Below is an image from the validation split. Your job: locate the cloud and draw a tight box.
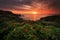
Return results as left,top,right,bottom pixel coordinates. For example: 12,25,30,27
37,0,60,10
49,0,60,10
0,0,32,10
0,0,60,11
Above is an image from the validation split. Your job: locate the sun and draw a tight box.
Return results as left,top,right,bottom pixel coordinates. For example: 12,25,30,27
32,12,37,14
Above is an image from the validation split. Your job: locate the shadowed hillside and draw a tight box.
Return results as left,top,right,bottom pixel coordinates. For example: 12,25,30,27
37,15,60,27
40,15,60,22
0,10,23,22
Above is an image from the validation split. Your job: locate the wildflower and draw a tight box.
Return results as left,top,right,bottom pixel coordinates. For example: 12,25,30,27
24,29,28,33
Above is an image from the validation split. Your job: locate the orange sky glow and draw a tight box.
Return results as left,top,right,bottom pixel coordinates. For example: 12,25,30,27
11,8,59,21
10,2,60,21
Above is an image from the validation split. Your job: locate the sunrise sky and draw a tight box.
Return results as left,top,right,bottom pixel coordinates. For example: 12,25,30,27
0,0,60,21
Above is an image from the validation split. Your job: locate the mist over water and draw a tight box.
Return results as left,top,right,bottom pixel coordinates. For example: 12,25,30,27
21,14,49,21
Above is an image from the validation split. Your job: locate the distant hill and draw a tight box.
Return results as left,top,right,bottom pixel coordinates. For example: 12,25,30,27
0,10,23,22
39,15,60,27
40,15,60,22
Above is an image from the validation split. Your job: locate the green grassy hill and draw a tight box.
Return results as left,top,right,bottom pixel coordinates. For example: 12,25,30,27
0,10,60,40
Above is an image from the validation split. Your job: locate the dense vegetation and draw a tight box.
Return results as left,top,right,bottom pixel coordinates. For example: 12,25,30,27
0,10,60,40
